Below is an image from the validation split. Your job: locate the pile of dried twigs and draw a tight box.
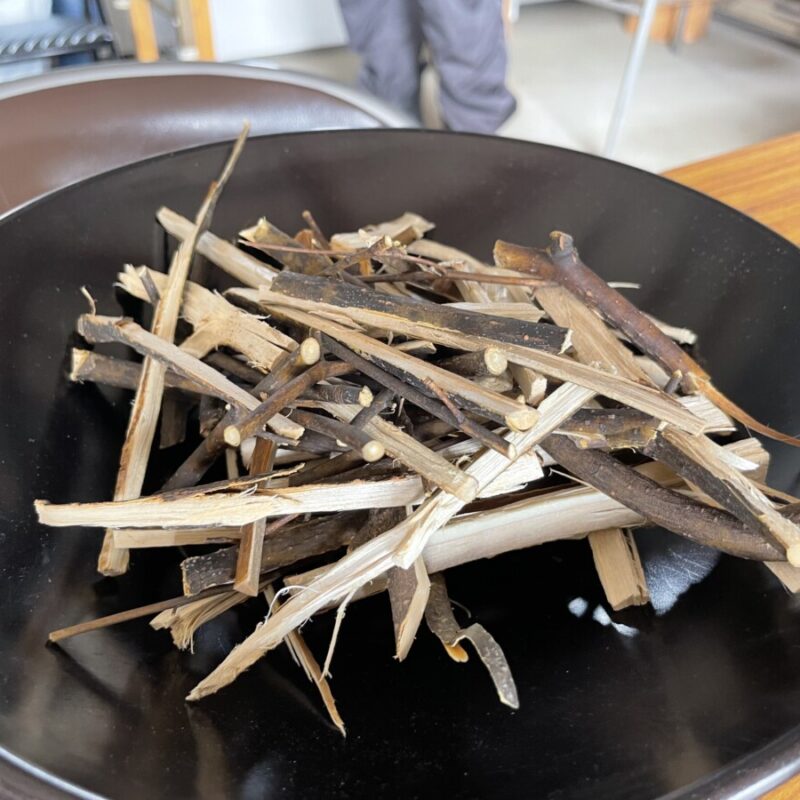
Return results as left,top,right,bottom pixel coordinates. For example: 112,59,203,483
35,128,800,734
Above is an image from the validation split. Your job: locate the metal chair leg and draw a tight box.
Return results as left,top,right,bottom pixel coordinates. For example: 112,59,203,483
603,0,660,158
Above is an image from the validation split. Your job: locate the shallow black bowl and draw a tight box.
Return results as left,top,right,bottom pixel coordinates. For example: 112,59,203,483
1,130,799,800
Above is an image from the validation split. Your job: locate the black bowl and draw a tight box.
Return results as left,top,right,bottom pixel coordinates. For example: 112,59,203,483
1,130,799,800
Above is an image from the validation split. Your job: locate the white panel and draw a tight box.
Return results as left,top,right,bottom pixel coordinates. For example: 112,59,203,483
208,0,349,60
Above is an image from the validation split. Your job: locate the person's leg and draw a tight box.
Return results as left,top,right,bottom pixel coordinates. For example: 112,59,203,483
417,0,516,133
339,0,424,122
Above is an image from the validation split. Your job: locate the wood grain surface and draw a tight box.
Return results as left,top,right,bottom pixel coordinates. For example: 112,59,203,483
664,131,800,246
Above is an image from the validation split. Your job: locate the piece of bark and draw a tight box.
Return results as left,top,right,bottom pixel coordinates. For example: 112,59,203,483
120,265,295,365
424,573,518,709
181,512,365,595
541,434,784,561
388,556,431,661
261,286,705,435
262,301,538,432
268,271,570,354
70,349,202,396
645,426,800,561
240,217,332,275
496,233,800,446
233,438,276,596
588,528,650,610
98,126,249,576
158,207,279,288
330,212,434,251
159,391,192,449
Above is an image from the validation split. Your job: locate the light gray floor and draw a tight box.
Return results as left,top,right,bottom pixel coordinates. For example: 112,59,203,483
274,2,800,173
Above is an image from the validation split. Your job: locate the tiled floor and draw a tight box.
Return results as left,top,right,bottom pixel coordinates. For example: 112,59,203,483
273,2,800,173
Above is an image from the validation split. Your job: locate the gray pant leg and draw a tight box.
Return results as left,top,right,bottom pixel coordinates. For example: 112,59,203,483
417,0,516,133
339,0,424,121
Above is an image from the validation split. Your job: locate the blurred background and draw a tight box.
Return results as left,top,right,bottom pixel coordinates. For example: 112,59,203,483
1,0,798,172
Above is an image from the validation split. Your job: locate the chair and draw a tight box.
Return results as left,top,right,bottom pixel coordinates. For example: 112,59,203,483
0,61,414,216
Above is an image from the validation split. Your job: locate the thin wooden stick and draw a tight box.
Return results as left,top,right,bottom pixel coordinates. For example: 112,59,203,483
264,585,346,736
291,409,385,463
222,360,353,448
233,437,276,596
268,271,569,354
48,584,233,642
97,124,249,576
77,315,301,441
157,206,278,288
70,349,201,396
541,434,784,561
496,232,800,446
262,302,538,432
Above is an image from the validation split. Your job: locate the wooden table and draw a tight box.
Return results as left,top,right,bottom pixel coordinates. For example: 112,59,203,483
666,131,800,797
664,131,800,247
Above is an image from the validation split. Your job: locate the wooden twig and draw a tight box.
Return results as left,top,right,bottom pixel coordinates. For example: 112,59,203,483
222,360,352,448
264,585,346,736
48,584,233,642
496,232,800,446
268,271,570,354
541,434,784,561
77,315,301,440
97,124,249,576
70,349,201,396
301,210,331,250
437,348,507,378
291,409,385,463
233,437,276,596
588,528,649,610
158,206,278,287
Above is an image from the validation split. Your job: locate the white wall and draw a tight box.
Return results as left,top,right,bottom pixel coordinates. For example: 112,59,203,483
208,0,349,60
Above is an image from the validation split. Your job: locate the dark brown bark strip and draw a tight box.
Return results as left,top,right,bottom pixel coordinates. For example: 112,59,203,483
541,434,785,561
495,232,800,447
181,512,366,596
269,271,569,354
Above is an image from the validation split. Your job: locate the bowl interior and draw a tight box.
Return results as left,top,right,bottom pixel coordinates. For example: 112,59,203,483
1,130,800,800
